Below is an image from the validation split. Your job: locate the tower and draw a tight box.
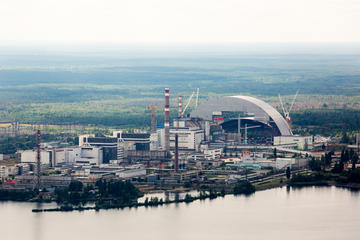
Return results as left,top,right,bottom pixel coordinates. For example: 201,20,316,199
164,88,170,151
35,130,41,189
178,94,182,117
174,133,179,173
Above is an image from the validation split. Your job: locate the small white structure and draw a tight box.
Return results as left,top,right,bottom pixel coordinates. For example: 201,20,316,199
275,158,295,169
203,148,223,160
150,132,161,150
0,165,17,177
116,167,146,179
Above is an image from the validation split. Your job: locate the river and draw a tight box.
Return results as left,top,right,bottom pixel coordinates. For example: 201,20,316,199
1,186,360,240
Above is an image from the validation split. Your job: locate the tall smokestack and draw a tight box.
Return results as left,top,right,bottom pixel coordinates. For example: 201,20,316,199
164,88,170,151
36,130,41,189
174,133,179,173
178,94,182,117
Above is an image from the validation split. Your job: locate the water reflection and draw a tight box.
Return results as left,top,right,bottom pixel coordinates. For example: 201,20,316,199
1,186,360,240
33,202,43,240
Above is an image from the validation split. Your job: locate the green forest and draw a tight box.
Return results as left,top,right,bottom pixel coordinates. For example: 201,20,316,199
0,54,359,135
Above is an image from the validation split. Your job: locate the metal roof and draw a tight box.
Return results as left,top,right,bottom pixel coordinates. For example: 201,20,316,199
190,95,292,136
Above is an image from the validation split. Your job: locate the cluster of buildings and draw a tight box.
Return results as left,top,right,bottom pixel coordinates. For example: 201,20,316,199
1,89,329,189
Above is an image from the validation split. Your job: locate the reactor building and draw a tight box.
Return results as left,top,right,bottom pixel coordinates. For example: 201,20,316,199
190,95,292,137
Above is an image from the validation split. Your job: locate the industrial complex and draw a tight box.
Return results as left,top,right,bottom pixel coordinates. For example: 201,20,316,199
0,88,333,191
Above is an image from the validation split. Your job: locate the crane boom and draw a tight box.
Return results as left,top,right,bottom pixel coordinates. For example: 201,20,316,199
278,94,288,118
182,92,194,116
288,90,299,115
195,88,199,108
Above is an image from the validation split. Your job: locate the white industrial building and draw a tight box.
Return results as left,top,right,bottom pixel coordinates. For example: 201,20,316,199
0,163,31,178
116,167,146,179
274,158,296,169
274,135,313,149
157,119,205,151
0,165,17,177
20,150,52,165
113,131,151,151
73,146,103,165
150,132,161,150
21,146,103,166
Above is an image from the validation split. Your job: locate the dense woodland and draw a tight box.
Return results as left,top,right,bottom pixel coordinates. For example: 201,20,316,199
292,109,360,137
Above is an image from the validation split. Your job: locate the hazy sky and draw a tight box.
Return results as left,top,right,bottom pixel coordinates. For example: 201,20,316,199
1,0,360,45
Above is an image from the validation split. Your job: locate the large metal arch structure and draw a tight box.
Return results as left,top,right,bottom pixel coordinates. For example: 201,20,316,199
190,96,292,136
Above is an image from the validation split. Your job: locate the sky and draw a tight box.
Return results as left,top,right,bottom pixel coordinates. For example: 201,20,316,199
0,0,359,46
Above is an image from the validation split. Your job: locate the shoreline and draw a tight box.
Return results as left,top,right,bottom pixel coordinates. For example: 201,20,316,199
31,181,360,213
1,177,358,213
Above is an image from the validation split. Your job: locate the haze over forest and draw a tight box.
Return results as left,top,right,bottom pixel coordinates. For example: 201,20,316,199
0,43,359,129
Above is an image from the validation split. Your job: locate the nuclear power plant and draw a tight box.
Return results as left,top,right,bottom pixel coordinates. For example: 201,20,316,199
4,87,323,190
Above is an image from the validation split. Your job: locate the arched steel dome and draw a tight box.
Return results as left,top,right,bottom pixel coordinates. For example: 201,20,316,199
190,96,292,136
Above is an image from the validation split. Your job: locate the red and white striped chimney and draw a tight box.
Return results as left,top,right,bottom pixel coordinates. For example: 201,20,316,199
164,88,170,151
178,94,182,117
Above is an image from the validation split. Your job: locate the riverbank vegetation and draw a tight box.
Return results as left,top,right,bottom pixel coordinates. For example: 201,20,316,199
53,179,142,207
289,148,360,187
0,189,37,201
32,180,256,212
233,181,256,195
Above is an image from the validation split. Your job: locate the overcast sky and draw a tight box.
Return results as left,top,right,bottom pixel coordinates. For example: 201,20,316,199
0,0,360,45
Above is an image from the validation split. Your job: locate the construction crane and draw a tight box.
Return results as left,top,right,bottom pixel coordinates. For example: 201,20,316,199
278,90,299,126
147,102,164,131
179,88,201,117
195,88,199,108
181,91,195,117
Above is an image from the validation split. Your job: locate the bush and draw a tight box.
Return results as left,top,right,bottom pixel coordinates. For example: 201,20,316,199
183,181,192,188
289,173,328,186
309,158,323,171
68,180,83,192
348,168,360,183
233,181,255,195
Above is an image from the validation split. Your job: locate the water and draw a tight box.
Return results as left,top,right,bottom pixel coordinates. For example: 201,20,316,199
1,186,360,240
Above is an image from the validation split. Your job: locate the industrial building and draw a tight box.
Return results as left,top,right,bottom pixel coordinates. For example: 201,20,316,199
190,95,293,137
155,118,205,152
274,135,313,149
113,131,151,151
21,145,103,166
6,89,319,192
79,134,118,163
16,175,72,189
0,154,9,161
